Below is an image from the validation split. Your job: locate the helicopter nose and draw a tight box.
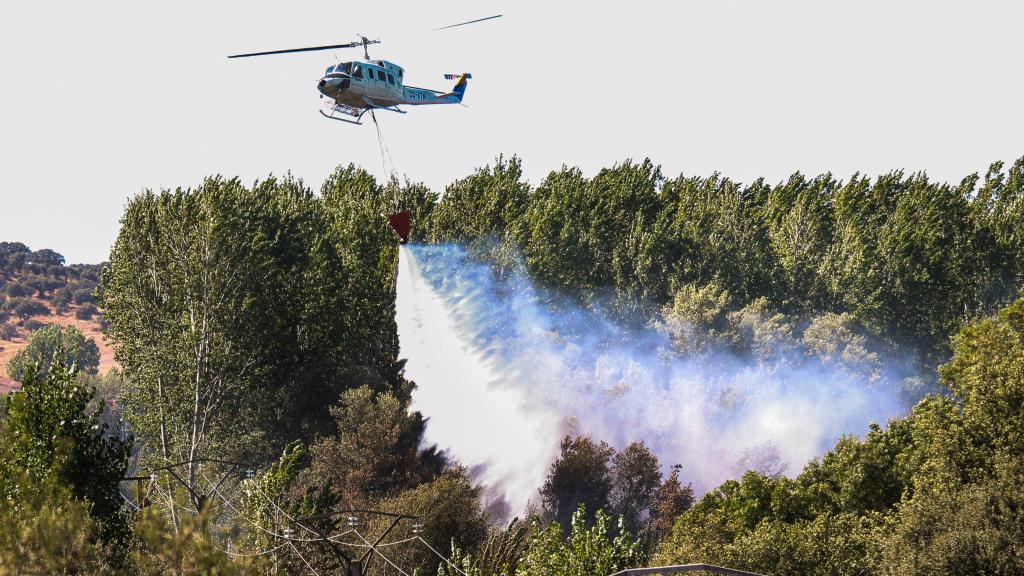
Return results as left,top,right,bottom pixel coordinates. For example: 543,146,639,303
317,77,350,97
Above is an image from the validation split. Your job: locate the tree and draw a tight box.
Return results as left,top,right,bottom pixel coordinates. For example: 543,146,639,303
52,286,72,313
0,480,111,575
6,324,100,381
8,297,48,319
0,323,17,340
27,249,65,267
764,173,835,311
802,312,881,384
303,386,443,505
72,288,95,305
541,435,615,529
100,175,364,481
377,468,489,575
647,465,694,543
660,280,731,355
4,282,32,298
429,155,530,246
609,441,662,535
0,361,132,547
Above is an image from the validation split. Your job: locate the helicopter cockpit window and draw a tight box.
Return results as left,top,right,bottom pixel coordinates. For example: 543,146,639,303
336,62,351,74
353,65,363,79
325,65,335,75
387,74,395,85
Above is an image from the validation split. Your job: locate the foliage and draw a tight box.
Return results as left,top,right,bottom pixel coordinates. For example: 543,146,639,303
8,297,48,319
429,155,530,248
5,282,33,298
99,174,394,474
541,435,615,529
0,360,132,565
303,386,443,506
22,318,47,332
375,468,489,575
52,286,73,312
6,324,100,381
130,506,254,576
5,155,1021,573
516,506,640,576
655,297,1024,575
646,465,694,543
73,287,96,305
0,479,113,575
76,301,98,320
609,441,663,535
0,322,17,340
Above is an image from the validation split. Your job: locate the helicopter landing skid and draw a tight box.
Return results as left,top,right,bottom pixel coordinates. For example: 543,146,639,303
320,102,368,124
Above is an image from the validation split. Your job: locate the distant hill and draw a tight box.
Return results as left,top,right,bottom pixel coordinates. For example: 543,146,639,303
0,242,115,378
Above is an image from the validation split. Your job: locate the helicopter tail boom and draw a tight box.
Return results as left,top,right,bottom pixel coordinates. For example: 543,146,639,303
442,73,472,102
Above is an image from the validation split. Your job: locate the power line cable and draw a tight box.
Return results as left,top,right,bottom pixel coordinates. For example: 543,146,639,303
327,535,419,548
287,540,322,576
242,475,323,538
353,529,413,576
203,473,327,543
417,536,470,576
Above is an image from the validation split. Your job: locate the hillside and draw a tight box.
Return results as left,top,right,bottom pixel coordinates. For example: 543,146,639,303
0,242,114,378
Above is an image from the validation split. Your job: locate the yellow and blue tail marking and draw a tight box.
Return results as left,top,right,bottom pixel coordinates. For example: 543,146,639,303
443,73,471,102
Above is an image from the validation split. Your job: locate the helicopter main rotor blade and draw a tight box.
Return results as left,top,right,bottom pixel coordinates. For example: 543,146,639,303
432,14,502,31
228,40,380,58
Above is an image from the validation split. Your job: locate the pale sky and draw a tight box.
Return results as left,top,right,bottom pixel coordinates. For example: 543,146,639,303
2,0,1022,263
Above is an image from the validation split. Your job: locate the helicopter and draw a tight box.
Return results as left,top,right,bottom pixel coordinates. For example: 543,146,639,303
228,15,500,125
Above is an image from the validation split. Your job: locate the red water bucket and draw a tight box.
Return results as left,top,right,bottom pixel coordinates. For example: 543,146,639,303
388,210,411,244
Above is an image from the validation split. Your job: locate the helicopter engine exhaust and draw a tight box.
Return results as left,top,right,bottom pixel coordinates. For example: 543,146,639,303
388,210,412,244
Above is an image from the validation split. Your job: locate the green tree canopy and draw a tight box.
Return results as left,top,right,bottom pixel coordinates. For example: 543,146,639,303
6,324,99,381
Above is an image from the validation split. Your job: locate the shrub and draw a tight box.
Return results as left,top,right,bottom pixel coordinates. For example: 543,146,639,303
13,299,49,319
23,319,47,332
53,287,73,312
72,289,95,305
79,268,100,283
5,283,33,298
75,302,98,320
0,323,18,340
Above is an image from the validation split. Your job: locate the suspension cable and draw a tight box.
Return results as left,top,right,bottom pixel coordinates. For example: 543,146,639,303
371,109,399,182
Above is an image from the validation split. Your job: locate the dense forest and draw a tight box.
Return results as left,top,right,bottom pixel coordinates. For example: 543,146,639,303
1,156,1023,574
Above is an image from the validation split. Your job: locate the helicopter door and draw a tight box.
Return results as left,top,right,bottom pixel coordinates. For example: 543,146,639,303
368,68,387,96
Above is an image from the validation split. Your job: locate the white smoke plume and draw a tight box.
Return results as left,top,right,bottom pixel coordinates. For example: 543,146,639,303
396,244,909,513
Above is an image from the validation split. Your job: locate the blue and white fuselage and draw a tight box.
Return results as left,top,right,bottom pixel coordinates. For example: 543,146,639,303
317,59,468,121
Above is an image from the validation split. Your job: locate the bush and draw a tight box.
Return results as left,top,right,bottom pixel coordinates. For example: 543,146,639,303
23,319,47,332
0,323,18,340
75,302,98,320
79,268,100,283
72,289,95,305
13,299,49,319
5,283,33,298
52,287,72,312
